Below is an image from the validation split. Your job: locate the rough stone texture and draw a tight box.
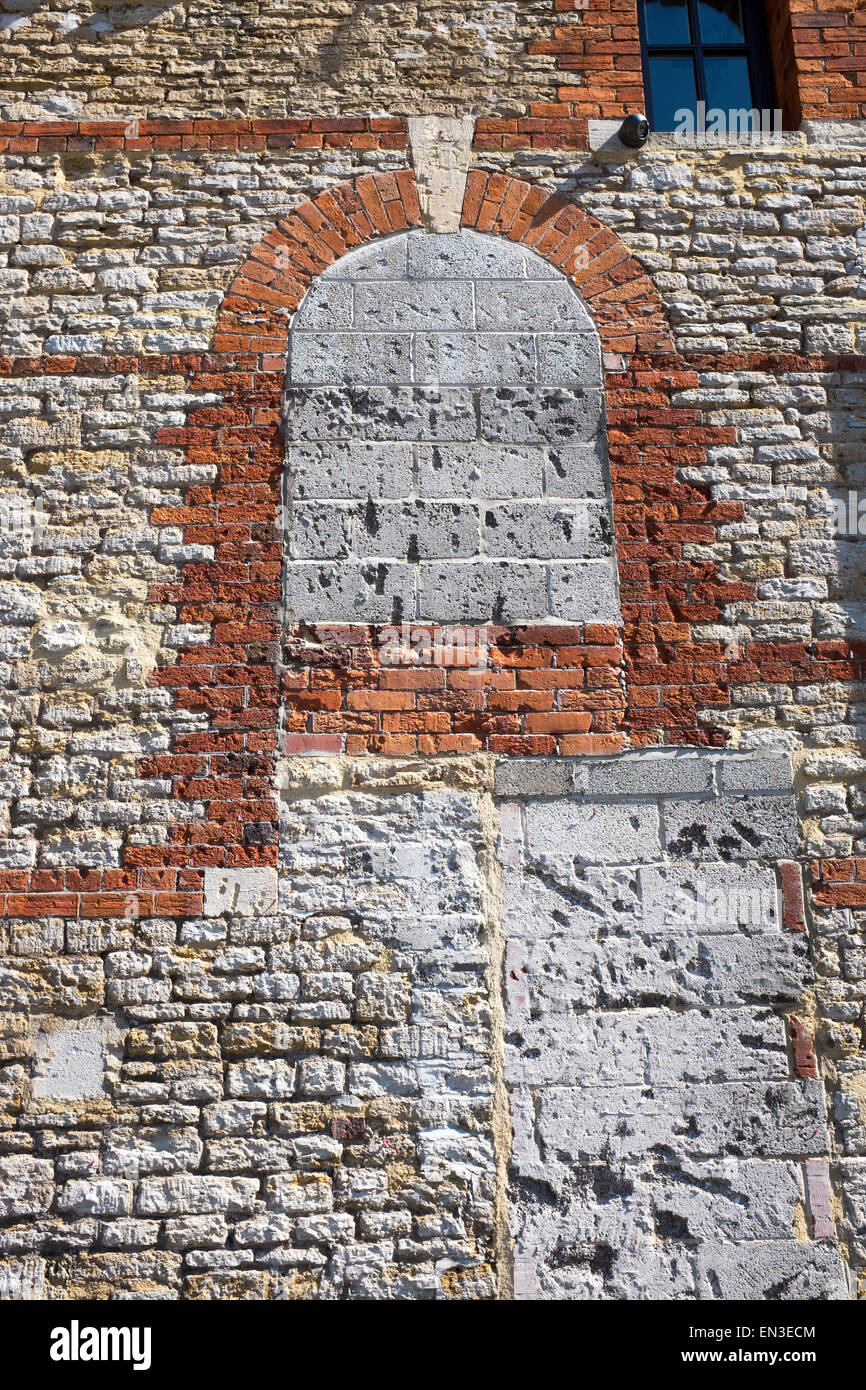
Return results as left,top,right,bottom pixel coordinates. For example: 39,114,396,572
283,228,617,624
0,2,865,1303
0,3,574,121
407,117,475,234
500,754,850,1300
0,759,502,1300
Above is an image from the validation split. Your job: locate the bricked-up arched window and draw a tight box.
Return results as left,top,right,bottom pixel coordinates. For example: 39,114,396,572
638,0,777,132
282,229,621,629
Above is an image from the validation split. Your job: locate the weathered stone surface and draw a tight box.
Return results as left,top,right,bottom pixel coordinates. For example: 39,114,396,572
203,869,278,919
523,799,663,866
662,796,799,861
30,1016,121,1101
531,1081,830,1163
285,229,618,625
504,777,836,1300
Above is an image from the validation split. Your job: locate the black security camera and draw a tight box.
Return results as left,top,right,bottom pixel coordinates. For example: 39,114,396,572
619,113,650,148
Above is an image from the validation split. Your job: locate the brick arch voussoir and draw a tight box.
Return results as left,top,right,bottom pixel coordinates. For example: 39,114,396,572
461,169,675,360
212,170,422,356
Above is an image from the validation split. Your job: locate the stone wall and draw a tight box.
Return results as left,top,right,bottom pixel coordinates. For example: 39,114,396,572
499,751,846,1300
0,1,571,121
284,227,616,626
1,0,866,1302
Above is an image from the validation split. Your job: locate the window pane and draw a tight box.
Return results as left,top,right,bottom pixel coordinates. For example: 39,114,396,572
698,0,746,45
644,0,691,46
704,54,755,122
648,55,698,130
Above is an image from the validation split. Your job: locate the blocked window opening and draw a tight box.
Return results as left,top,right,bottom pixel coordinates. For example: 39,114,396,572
282,229,621,628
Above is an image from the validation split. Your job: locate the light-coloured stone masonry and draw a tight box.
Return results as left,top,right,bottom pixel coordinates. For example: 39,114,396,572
0,138,864,357
1,752,860,1299
498,753,848,1299
0,123,866,1299
0,2,570,122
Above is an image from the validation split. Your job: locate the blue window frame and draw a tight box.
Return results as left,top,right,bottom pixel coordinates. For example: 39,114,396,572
638,0,777,133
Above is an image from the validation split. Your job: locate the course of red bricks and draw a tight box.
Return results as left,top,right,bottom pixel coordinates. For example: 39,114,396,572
0,117,408,154
282,623,627,758
812,856,866,907
0,869,204,922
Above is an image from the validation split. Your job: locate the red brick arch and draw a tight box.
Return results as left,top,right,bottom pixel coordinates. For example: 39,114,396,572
460,170,673,356
212,169,423,356
211,166,674,360
135,166,861,881
132,167,682,872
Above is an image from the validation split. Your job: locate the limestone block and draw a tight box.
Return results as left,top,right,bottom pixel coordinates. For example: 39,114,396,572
30,1016,122,1102
202,868,278,918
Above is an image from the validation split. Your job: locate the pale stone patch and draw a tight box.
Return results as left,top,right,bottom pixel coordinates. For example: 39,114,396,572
407,116,474,233
30,1015,122,1102
203,867,279,917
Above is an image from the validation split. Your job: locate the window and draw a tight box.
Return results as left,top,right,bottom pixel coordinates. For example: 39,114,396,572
638,0,777,134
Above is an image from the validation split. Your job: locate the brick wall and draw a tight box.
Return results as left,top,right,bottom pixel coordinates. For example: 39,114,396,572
788,0,866,122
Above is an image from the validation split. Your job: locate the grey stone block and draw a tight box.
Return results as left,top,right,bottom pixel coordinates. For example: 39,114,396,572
639,863,781,934
694,1240,848,1300
416,560,548,623
577,752,716,799
537,332,603,385
135,1177,259,1217
356,500,480,560
292,281,353,331
289,333,413,385
203,867,278,917
323,236,408,279
526,1237,698,1302
717,752,794,795
649,1159,803,1243
284,560,415,623
494,759,577,798
502,863,642,940
534,1080,830,1162
56,1179,133,1218
288,442,413,501
226,1059,296,1100
480,386,603,445
354,280,474,329
662,795,799,861
406,230,538,280
284,386,477,442
548,560,621,623
476,279,593,330
514,1159,803,1256
507,1007,788,1087
518,931,809,1012
288,503,352,560
543,443,608,499
524,799,662,866
414,332,536,385
416,442,545,499
483,501,609,559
